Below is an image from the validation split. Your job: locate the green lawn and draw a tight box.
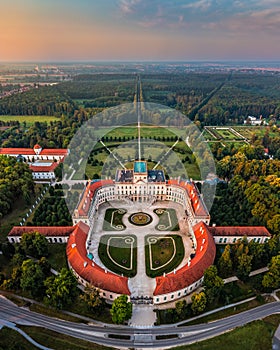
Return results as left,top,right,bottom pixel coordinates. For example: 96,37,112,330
83,127,201,180
154,208,180,231
214,128,241,140
174,314,280,350
149,237,176,268
98,234,137,277
102,208,127,231
185,298,264,326
20,326,114,350
145,234,184,278
0,115,60,125
93,125,185,139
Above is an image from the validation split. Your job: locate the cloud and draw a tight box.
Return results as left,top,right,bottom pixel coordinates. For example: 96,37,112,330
119,0,142,14
182,0,212,11
116,0,280,37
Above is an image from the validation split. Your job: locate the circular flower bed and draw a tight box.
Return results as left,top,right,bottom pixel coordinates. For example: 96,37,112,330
129,212,152,226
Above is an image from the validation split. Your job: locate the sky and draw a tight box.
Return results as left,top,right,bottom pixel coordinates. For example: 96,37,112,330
1,0,280,61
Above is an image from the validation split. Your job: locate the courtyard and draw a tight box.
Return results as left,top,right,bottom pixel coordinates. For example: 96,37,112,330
87,200,194,299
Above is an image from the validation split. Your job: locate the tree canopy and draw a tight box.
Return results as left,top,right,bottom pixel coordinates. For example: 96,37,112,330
44,268,78,309
262,255,280,290
19,231,49,258
110,295,132,324
0,156,34,219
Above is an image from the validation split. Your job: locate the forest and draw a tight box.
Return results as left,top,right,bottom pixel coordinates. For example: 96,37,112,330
0,85,75,116
210,145,280,231
0,156,34,220
0,71,279,126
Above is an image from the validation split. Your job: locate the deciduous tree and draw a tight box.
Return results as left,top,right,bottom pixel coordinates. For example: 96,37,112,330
110,295,132,324
44,268,78,309
191,292,207,315
262,255,280,289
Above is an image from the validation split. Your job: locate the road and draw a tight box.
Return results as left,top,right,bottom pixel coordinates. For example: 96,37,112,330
0,296,280,349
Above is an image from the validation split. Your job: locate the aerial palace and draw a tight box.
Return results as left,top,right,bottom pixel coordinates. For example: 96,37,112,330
8,159,271,305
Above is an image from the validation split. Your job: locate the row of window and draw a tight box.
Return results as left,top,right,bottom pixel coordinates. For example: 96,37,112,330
155,280,202,302
218,237,268,244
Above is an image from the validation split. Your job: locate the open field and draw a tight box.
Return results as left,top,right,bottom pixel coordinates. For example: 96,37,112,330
0,115,60,125
92,125,187,139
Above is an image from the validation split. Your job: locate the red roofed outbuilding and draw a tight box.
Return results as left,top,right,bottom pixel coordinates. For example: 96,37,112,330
209,226,271,244
8,226,74,243
0,146,68,182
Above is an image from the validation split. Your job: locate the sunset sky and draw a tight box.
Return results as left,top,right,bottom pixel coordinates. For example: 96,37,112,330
1,0,280,61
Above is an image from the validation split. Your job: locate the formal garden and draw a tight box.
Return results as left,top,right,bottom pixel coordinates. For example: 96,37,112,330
154,208,180,231
98,234,137,277
145,235,184,277
102,208,127,231
128,212,153,226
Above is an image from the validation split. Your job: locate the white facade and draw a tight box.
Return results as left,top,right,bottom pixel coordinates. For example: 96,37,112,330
73,180,210,226
8,235,68,244
213,235,270,245
32,171,56,181
153,277,204,304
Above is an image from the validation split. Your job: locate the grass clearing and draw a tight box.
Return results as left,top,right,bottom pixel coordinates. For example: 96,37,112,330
0,115,60,125
83,127,201,180
30,297,113,324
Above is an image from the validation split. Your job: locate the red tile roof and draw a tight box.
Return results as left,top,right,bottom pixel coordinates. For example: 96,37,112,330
154,221,216,296
40,149,68,156
8,226,74,237
167,179,209,217
29,162,59,173
0,148,36,155
0,147,68,156
77,179,114,216
34,144,42,149
209,226,271,237
66,222,130,295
